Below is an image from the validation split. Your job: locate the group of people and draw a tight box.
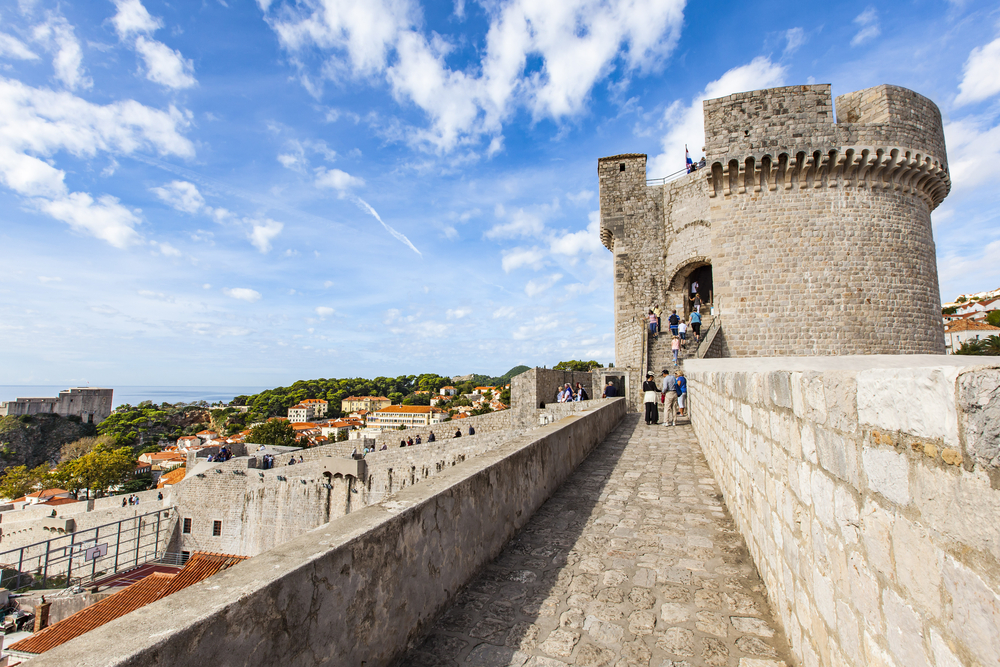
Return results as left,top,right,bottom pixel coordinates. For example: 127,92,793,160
206,446,233,463
641,369,688,426
556,382,589,403
259,454,277,469
121,494,141,507
399,434,425,447
648,307,703,345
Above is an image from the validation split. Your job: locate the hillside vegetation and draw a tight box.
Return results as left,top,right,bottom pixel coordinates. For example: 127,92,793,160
0,414,96,472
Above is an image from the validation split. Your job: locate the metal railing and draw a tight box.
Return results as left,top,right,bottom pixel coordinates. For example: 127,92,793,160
646,167,697,187
0,508,176,592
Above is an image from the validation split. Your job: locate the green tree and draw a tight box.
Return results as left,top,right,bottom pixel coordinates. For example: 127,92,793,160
955,339,986,355
247,420,297,447
0,464,51,500
59,435,115,462
59,446,136,497
553,360,602,372
499,387,511,405
987,311,1000,327
336,430,349,442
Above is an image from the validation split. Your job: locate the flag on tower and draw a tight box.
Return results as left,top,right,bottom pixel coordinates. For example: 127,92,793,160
685,145,693,172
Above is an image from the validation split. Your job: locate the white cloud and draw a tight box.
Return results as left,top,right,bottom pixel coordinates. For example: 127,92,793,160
525,272,561,296
784,27,805,56
38,192,141,248
0,77,193,246
944,114,1000,193
851,7,880,47
315,167,364,191
447,307,471,319
224,287,262,302
315,306,335,317
263,0,686,152
151,180,205,214
323,280,334,288
32,14,90,90
955,36,1000,106
111,0,163,38
512,314,559,339
247,218,284,252
155,241,182,256
486,207,545,239
566,189,593,204
0,33,38,60
135,36,197,89
37,276,61,283
112,0,197,89
202,283,212,289
648,56,786,177
501,246,546,272
492,305,516,319
550,213,602,258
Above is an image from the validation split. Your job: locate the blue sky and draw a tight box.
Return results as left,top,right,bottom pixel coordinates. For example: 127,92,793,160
0,0,998,387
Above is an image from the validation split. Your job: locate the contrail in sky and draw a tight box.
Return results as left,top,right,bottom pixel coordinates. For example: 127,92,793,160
349,195,422,256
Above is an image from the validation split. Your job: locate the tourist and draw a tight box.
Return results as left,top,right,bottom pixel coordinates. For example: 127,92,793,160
677,372,687,417
672,335,681,366
428,431,436,442
380,444,387,451
679,319,688,347
415,434,422,445
454,429,462,438
652,303,662,334
157,492,163,501
298,455,304,463
400,439,406,447
468,425,475,435
661,369,678,426
690,310,702,343
407,437,414,447
602,380,618,398
691,280,699,300
648,309,658,339
642,373,660,425
575,382,589,401
134,495,139,506
668,310,680,336
122,497,127,507
690,291,702,314
288,457,296,465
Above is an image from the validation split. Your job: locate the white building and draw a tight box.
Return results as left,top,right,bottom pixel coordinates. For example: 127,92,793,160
944,319,1000,353
366,405,447,428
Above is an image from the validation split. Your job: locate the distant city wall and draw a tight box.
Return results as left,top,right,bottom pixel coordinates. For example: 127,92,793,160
510,367,602,426
685,355,1000,667
29,398,627,667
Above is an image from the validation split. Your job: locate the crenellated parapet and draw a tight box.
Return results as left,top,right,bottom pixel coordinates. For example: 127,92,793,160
706,145,950,209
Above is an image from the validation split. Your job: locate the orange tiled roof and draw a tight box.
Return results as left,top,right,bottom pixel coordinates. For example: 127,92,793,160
156,466,187,488
300,398,327,404
25,489,70,499
9,552,246,655
945,320,1000,333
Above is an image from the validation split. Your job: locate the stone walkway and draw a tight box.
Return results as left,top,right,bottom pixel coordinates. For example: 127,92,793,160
401,414,791,667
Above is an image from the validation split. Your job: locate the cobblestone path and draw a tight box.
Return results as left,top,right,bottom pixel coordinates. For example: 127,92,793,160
402,414,791,667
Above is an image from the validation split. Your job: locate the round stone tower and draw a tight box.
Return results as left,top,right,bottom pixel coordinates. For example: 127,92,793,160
703,84,949,356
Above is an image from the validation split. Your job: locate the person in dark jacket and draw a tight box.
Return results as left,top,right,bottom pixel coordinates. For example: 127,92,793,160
642,373,660,425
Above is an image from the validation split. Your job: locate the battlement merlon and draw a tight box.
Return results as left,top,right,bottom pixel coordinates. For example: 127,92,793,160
703,84,948,170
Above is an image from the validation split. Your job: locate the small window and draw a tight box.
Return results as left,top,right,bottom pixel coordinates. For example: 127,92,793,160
213,520,222,536
181,550,190,563
619,162,626,172
183,518,192,534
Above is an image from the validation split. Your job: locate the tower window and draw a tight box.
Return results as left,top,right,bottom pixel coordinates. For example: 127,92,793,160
183,518,192,533
619,163,626,172
213,520,222,536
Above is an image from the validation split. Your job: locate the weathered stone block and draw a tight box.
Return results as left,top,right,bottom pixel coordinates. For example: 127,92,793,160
943,555,1000,667
862,446,910,506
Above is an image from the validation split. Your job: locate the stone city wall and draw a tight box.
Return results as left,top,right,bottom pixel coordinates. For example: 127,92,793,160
685,355,1000,667
29,399,628,667
511,367,603,427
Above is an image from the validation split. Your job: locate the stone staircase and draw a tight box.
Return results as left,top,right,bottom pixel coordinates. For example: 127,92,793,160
646,313,714,374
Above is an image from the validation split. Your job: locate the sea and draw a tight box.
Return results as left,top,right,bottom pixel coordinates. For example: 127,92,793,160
0,386,271,409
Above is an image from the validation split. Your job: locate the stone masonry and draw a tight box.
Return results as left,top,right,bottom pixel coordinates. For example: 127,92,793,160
403,415,792,667
600,84,950,407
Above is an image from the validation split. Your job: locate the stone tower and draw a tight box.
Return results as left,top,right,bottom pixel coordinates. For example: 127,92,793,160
600,83,949,374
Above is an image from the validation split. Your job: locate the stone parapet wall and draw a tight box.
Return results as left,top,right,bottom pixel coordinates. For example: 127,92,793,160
511,367,602,427
29,399,628,667
685,355,1000,667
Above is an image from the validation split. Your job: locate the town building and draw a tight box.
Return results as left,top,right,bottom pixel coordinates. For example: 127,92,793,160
0,387,113,423
944,319,1000,353
365,405,447,429
341,396,392,413
439,386,457,396
300,399,328,417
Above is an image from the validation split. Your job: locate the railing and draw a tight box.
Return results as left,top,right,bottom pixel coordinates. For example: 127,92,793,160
646,167,698,187
0,508,176,592
697,317,722,359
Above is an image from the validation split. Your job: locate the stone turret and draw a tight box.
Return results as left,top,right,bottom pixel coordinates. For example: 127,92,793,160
600,83,949,379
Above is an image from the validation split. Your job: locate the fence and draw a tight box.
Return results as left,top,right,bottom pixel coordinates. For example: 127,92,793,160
0,508,176,591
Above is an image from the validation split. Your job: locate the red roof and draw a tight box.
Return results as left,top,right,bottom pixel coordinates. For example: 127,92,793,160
945,320,1000,333
156,466,187,488
25,488,70,499
9,552,246,655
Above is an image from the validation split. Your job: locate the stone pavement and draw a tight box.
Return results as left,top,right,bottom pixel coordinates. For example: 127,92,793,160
401,414,791,667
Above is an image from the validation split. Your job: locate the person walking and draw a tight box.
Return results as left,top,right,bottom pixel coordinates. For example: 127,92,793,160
676,371,687,417
642,373,660,425
652,304,662,334
690,309,702,343
575,382,589,401
678,319,687,348
661,369,678,426
648,309,658,339
602,380,618,398
668,310,680,336
690,291,702,315
671,335,681,366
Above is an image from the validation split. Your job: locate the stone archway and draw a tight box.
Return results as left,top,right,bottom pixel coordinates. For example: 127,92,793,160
668,258,713,316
